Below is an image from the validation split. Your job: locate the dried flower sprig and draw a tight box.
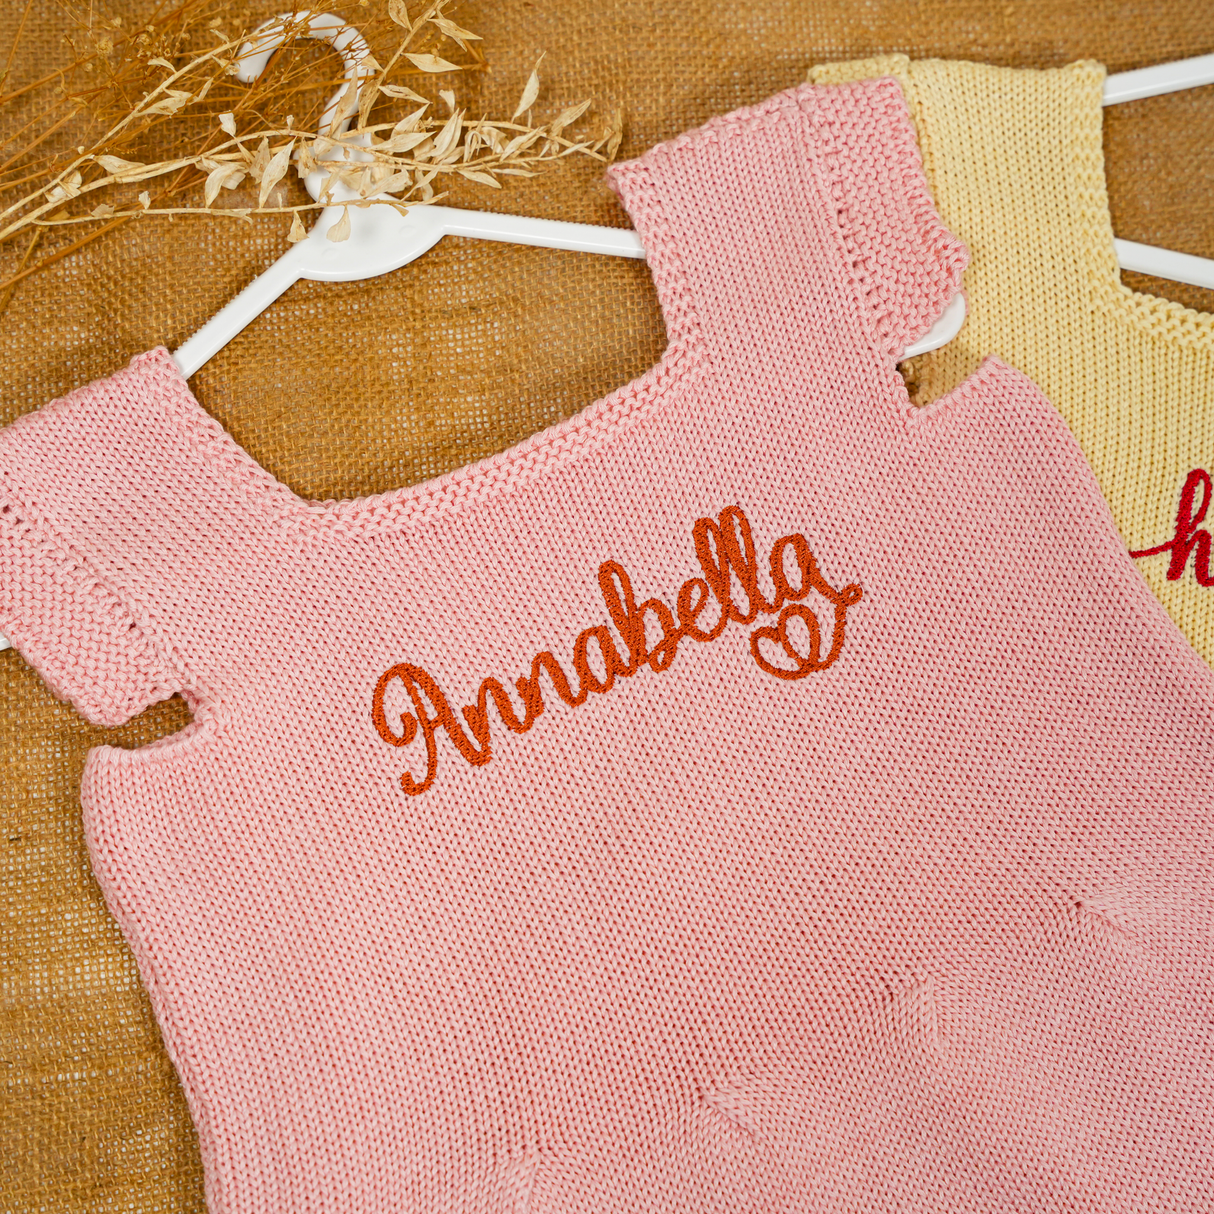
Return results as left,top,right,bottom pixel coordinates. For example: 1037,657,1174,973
0,1,623,298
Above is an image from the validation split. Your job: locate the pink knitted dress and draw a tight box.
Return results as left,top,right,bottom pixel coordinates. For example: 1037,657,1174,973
2,79,1213,1212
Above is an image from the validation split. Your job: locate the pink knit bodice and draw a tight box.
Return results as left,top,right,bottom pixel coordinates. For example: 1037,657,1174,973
3,79,1214,1212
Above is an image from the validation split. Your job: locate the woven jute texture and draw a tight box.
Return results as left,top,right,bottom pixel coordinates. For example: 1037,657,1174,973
2,2,1212,1210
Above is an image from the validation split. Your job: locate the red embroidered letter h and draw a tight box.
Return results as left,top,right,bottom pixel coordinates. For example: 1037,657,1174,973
1131,467,1214,586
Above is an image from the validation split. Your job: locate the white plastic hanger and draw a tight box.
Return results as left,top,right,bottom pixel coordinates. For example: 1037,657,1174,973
170,11,966,379
1102,53,1214,290
3,44,1213,656
171,29,1214,379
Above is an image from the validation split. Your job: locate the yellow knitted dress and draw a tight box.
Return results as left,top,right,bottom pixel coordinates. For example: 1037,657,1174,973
809,56,1214,665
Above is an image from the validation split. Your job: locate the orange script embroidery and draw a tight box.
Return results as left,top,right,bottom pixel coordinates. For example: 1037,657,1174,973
372,505,864,795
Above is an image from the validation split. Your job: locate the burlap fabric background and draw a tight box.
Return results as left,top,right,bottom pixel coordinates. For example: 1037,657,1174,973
2,1,1212,1209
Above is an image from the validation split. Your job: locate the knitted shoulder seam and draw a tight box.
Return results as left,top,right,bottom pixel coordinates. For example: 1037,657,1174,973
603,154,706,357
1066,60,1137,325
0,468,183,715
809,78,966,359
808,86,893,356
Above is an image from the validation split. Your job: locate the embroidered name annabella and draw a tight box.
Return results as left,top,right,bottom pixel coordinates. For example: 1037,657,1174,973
372,505,863,795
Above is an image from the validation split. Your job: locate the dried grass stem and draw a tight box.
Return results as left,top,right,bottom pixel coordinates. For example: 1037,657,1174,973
0,0,624,301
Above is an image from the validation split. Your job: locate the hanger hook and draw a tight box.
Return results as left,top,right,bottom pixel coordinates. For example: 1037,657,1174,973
235,12,380,202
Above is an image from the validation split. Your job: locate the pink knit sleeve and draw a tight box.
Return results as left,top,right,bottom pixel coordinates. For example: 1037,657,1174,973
0,353,189,726
606,76,967,364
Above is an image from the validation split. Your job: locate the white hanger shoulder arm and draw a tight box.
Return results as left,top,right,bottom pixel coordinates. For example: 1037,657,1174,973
1102,54,1214,106
1114,238,1214,292
1102,55,1214,286
171,204,645,379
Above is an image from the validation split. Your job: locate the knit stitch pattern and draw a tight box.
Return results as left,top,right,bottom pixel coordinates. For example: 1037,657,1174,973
2,78,1213,1212
809,55,1214,670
